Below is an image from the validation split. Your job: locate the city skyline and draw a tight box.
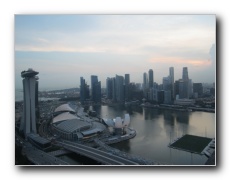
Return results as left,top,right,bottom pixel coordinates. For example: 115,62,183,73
15,15,216,90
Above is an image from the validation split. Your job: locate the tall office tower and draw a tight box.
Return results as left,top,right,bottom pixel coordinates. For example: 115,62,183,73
163,76,171,91
193,83,203,98
157,90,165,104
181,67,189,98
112,77,116,101
125,74,130,85
91,75,101,103
115,75,125,102
162,76,172,104
106,78,113,99
20,68,39,137
95,81,101,103
178,79,186,99
125,74,130,101
80,77,85,102
174,80,180,99
169,67,174,100
188,79,193,98
182,67,189,81
148,69,154,88
80,77,90,103
152,82,158,102
164,91,172,104
143,72,148,90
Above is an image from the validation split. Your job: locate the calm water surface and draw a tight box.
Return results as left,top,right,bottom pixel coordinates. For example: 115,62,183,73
89,105,215,165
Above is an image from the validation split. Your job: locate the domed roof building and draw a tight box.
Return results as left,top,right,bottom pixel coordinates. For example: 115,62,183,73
51,104,106,141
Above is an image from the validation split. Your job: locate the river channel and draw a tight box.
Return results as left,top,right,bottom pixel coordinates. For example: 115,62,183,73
87,104,215,165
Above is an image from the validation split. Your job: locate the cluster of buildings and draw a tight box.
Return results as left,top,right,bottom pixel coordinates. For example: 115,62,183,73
80,76,101,104
142,67,213,106
80,67,214,106
18,68,133,144
143,67,193,105
80,74,143,104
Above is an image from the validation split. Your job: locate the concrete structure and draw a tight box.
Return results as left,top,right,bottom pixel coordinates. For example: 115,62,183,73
193,83,203,98
169,67,174,100
112,77,116,102
182,67,189,81
125,74,130,101
143,72,148,98
80,77,90,103
115,75,125,102
164,90,172,104
152,82,158,102
180,67,192,99
143,72,148,90
157,90,165,104
148,69,154,88
56,140,138,165
91,75,101,103
20,68,39,137
106,77,113,99
51,104,106,140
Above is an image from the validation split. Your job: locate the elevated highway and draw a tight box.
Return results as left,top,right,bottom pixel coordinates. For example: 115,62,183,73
22,142,69,165
56,140,139,165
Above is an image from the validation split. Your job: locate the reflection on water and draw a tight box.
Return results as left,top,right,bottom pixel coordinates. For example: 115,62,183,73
90,105,215,165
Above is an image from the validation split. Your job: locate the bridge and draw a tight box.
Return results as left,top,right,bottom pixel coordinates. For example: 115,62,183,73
56,140,139,165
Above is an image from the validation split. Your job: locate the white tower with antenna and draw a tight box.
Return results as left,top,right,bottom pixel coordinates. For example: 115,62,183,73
20,68,39,137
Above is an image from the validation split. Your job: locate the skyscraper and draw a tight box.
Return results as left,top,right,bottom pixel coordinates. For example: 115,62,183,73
143,72,148,90
106,77,113,99
125,74,130,101
163,76,171,91
91,75,101,103
169,67,174,100
115,75,125,102
193,83,203,97
148,69,154,88
80,77,90,103
112,77,116,101
181,67,190,98
125,74,130,86
182,67,189,81
20,68,39,137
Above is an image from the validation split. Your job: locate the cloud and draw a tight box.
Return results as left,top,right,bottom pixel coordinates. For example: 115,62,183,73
209,43,216,62
15,15,215,56
148,56,212,67
15,15,216,89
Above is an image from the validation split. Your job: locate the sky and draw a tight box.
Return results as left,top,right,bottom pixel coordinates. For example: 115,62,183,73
15,15,216,90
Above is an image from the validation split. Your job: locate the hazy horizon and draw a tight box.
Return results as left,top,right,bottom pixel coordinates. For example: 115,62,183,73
15,15,216,90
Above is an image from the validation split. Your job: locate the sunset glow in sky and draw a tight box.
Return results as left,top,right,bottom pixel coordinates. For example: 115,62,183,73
15,15,216,90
